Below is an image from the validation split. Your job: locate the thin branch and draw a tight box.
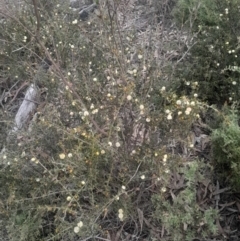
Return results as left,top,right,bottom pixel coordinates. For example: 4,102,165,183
32,0,40,38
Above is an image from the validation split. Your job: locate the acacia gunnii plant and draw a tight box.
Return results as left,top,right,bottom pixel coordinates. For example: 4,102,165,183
0,0,221,240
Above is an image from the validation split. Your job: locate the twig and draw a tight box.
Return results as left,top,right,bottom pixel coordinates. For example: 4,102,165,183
8,81,29,106
127,161,142,185
31,0,40,38
176,41,197,64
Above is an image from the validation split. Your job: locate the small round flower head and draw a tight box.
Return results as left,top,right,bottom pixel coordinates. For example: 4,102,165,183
176,100,182,105
115,142,121,147
74,226,80,233
139,104,144,110
190,101,195,106
23,36,27,42
161,187,166,192
118,208,124,220
83,111,89,116
77,221,83,227
185,107,192,115
59,153,66,159
146,117,151,122
118,208,123,214
178,111,182,116
141,175,145,180
163,154,167,162
121,185,126,190
92,109,98,114
72,19,78,24
131,150,136,155
167,114,172,120
127,95,132,100
66,196,71,201
165,109,170,114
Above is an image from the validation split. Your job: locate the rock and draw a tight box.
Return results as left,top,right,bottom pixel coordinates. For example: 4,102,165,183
70,0,93,9
79,3,97,21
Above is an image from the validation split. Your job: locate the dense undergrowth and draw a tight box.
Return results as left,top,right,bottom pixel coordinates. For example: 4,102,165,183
0,0,240,240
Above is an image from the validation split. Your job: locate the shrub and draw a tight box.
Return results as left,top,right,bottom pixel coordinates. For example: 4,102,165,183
211,109,240,191
172,0,240,105
152,160,218,241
